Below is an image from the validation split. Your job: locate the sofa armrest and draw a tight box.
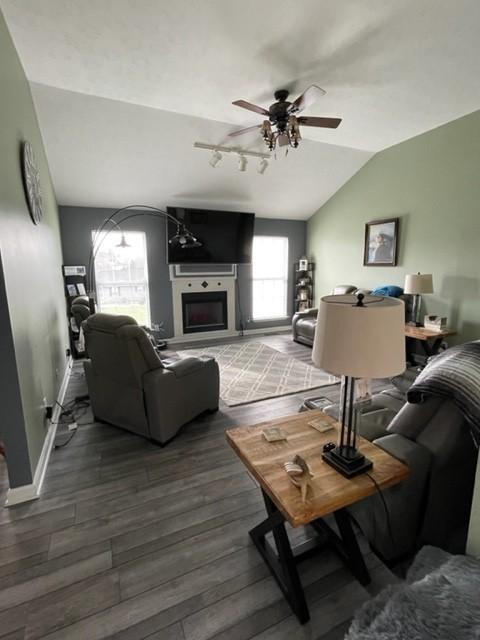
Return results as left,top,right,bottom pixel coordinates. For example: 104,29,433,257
348,433,432,559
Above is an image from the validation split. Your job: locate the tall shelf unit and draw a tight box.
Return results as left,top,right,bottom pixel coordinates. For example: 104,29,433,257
62,265,88,358
294,259,314,312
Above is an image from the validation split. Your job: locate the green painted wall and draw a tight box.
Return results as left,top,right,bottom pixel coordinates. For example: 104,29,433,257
0,12,68,486
307,110,480,344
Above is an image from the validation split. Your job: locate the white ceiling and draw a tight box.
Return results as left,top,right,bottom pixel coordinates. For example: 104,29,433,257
2,0,480,217
28,83,372,219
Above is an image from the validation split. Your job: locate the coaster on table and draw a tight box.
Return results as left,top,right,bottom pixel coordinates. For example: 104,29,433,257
263,427,287,442
308,417,334,433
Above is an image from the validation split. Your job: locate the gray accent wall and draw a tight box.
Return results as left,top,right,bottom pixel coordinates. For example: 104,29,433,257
0,12,69,488
59,207,306,337
237,218,307,331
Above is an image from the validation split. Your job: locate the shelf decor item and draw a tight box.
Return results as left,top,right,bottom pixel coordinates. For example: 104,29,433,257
294,257,314,312
364,218,399,266
312,293,405,477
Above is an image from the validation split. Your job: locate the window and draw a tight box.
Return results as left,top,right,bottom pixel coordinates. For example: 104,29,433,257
252,236,289,320
92,230,151,326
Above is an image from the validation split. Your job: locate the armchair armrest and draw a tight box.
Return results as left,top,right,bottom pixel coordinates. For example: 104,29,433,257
295,307,318,318
292,308,318,329
164,356,209,378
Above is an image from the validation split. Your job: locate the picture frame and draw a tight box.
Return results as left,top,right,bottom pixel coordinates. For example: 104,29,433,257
66,284,78,296
363,217,399,266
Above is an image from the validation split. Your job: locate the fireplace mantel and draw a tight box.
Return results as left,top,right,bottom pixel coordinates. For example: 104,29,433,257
169,266,237,341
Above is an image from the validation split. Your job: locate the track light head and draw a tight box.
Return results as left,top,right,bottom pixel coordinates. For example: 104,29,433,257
238,154,248,172
209,149,222,168
257,158,269,175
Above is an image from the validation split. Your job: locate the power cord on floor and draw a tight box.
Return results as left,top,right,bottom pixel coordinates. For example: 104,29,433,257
365,472,395,548
53,395,91,449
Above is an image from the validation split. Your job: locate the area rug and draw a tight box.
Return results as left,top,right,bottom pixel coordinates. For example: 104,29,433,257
177,341,338,406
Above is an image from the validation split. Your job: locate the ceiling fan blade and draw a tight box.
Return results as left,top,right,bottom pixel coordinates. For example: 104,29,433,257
289,85,326,114
297,116,342,129
232,100,269,116
228,124,263,137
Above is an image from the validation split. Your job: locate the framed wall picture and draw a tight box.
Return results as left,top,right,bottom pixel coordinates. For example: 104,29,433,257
363,217,399,266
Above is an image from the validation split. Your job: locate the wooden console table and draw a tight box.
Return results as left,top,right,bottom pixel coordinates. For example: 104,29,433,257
226,410,409,624
404,325,456,357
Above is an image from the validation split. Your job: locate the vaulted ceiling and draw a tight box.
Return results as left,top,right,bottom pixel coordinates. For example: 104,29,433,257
2,0,480,219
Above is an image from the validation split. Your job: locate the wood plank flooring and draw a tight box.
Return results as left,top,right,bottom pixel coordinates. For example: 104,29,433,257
0,334,398,639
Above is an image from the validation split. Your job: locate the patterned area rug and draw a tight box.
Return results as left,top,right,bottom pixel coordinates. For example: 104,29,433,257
178,341,338,406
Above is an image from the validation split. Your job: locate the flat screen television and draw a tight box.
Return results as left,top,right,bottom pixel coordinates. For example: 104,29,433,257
166,207,255,264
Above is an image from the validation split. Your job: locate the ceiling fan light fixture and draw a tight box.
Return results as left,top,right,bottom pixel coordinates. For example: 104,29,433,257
230,85,340,152
238,154,248,172
257,158,268,175
209,149,222,168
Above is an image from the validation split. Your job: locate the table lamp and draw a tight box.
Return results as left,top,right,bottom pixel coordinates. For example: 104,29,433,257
312,293,405,477
404,273,433,326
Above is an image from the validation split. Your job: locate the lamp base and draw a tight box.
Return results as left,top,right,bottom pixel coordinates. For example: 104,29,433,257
322,445,373,478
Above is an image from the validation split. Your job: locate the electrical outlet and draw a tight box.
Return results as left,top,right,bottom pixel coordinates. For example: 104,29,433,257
68,422,78,431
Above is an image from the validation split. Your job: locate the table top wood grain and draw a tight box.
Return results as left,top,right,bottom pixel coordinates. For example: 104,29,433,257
226,409,409,527
404,325,456,340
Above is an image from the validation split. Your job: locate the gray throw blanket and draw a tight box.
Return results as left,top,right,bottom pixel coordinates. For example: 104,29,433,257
346,546,480,640
407,341,480,438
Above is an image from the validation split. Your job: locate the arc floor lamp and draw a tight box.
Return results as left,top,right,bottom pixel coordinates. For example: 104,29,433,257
87,205,200,313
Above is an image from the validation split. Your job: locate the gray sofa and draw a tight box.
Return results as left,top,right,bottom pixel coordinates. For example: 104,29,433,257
349,395,478,561
292,284,413,347
83,313,219,445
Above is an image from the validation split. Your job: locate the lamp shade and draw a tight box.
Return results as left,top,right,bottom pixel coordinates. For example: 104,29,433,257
312,295,406,378
404,273,433,294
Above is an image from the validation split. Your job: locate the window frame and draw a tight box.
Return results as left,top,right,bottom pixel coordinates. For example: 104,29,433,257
251,235,289,321
92,229,151,326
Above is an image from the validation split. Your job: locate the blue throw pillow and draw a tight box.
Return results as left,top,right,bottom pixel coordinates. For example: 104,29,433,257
371,285,404,298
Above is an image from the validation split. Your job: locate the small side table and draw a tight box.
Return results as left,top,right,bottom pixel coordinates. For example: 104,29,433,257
404,325,456,358
226,410,409,624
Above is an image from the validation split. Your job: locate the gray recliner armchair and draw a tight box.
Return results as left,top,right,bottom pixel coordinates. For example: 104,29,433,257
83,313,219,445
292,285,413,347
71,295,91,330
292,285,357,346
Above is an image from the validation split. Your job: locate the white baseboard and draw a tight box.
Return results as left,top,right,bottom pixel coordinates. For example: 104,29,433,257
243,325,291,336
5,356,73,507
167,325,291,345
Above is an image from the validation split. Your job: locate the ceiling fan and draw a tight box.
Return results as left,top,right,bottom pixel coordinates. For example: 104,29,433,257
229,85,341,151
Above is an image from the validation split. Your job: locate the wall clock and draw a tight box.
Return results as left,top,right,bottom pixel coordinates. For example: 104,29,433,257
21,141,43,225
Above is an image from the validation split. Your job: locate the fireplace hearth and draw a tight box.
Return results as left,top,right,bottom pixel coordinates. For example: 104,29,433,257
182,291,228,334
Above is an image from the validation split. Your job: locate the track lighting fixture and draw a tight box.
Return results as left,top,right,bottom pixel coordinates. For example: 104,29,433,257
209,149,222,168
194,143,272,172
257,158,269,175
238,154,248,172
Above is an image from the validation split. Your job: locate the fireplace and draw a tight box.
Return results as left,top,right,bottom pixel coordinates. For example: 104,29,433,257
182,291,228,334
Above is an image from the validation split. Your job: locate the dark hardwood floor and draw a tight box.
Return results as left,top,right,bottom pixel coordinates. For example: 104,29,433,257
0,333,397,640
